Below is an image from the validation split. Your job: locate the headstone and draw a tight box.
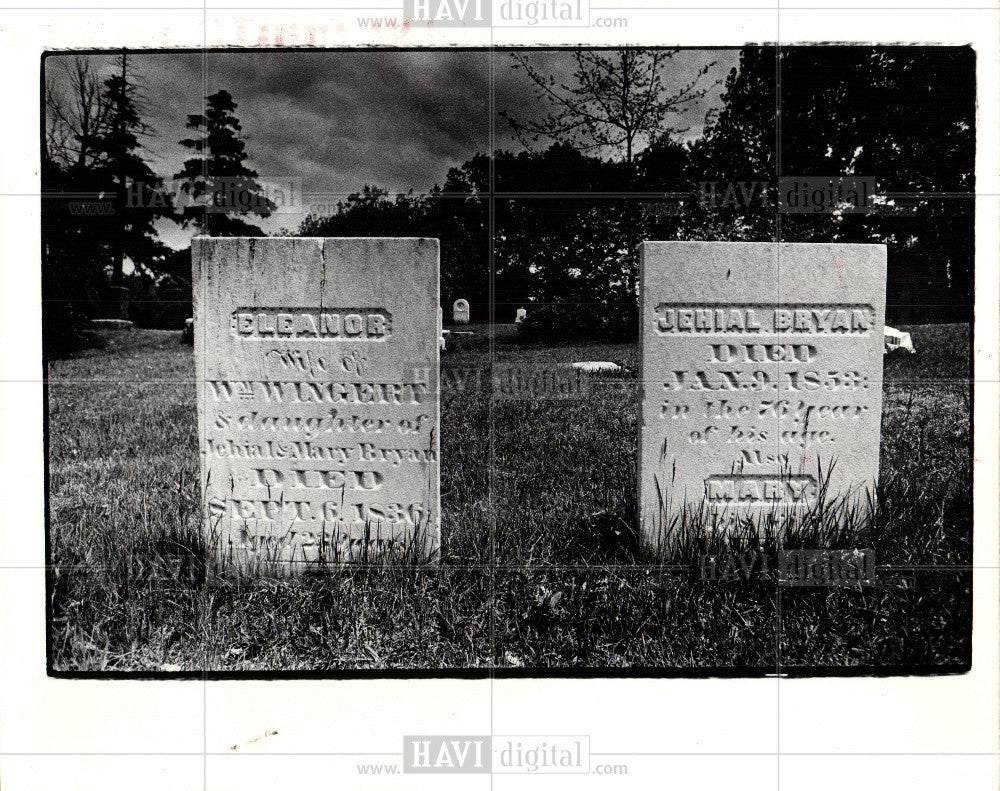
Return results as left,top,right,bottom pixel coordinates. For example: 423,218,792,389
883,325,915,354
193,237,440,573
514,307,527,325
453,298,470,324
639,241,886,549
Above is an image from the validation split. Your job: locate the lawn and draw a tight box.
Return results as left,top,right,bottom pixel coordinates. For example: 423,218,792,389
46,323,971,672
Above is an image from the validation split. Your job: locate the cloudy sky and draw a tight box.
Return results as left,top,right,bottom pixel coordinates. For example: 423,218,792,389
46,48,739,249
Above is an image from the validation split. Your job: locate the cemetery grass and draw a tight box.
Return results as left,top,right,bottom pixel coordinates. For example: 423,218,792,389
47,324,971,672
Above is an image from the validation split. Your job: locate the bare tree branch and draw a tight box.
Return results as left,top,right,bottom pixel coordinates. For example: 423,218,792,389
504,48,720,165
44,56,112,170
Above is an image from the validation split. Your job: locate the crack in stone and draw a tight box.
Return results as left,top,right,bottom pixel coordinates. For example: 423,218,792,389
318,239,327,313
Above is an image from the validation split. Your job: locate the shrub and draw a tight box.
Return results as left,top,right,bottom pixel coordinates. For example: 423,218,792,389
42,303,98,360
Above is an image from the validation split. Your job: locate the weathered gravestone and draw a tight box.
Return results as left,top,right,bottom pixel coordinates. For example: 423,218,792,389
193,237,440,573
639,241,886,549
453,298,470,324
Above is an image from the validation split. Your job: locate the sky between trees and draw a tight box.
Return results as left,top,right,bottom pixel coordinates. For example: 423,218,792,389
44,49,738,249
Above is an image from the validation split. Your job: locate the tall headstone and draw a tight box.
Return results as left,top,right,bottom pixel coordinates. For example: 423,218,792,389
193,237,440,573
453,298,470,324
639,241,886,549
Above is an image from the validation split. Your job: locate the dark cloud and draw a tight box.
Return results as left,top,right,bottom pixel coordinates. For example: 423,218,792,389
45,48,737,247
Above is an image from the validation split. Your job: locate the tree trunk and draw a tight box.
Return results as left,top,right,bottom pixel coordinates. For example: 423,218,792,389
112,50,128,320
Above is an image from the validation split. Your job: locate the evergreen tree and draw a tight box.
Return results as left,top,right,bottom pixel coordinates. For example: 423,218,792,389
175,90,275,236
44,57,115,331
89,51,173,319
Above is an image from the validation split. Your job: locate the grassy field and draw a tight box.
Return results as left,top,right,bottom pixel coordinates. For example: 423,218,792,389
46,323,971,672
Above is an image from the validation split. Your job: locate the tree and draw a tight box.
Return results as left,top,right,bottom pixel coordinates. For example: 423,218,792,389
668,46,778,242
43,53,173,326
777,47,974,322
91,51,174,318
659,46,974,323
502,50,718,313
489,145,634,318
297,182,490,317
496,198,631,310
504,49,718,167
45,57,110,173
175,89,275,236
44,57,114,329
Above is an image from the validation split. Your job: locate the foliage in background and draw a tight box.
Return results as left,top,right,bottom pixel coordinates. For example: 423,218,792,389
43,61,274,346
644,46,975,323
42,46,975,348
43,54,174,345
175,89,276,237
297,46,974,336
503,49,718,166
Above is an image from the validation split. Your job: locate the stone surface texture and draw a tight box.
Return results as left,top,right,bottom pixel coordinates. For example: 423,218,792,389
639,241,886,548
193,237,440,572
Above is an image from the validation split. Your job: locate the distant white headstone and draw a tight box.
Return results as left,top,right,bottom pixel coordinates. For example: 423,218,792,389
884,325,915,354
514,307,527,325
453,298,470,324
193,237,441,573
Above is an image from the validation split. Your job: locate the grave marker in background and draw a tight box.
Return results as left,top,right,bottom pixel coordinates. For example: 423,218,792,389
194,237,440,572
639,241,886,549
453,298,470,324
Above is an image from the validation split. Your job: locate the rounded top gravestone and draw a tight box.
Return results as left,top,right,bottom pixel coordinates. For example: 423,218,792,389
452,299,470,324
